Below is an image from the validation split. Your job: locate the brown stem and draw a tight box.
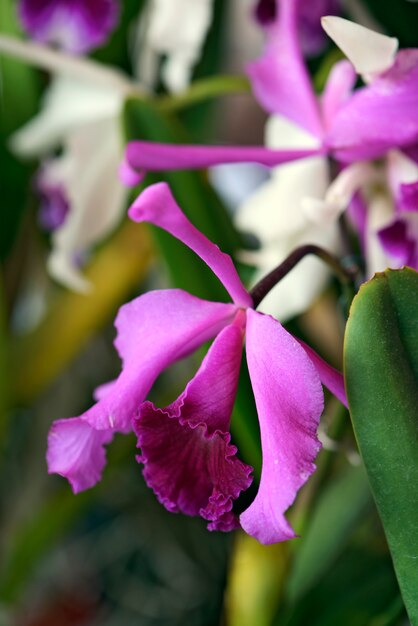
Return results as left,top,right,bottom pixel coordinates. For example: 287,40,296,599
249,244,357,309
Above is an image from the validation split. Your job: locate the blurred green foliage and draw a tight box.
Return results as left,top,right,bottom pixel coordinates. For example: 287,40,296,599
0,0,39,260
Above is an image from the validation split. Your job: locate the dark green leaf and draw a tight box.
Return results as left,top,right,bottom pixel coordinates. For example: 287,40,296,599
0,0,39,259
277,547,403,626
287,464,371,602
344,268,418,624
360,0,418,47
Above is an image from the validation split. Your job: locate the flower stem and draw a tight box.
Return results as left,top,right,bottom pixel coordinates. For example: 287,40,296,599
157,75,250,112
249,244,357,309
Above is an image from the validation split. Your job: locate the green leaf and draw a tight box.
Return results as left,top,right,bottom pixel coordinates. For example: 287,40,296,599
277,547,403,626
0,0,39,260
287,464,371,602
344,268,418,624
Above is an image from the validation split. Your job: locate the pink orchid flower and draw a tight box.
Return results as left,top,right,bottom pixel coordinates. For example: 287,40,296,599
47,182,346,544
121,8,416,177
121,4,418,277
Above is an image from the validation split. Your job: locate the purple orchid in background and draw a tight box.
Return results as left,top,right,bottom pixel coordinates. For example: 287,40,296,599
36,162,70,231
18,0,119,54
254,0,340,56
47,182,346,543
121,5,418,315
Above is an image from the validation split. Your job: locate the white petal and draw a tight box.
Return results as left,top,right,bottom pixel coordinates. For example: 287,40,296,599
162,51,194,94
386,149,418,189
365,192,395,277
47,251,91,293
321,16,398,77
303,162,382,225
136,0,214,92
11,76,123,156
236,156,330,242
233,114,336,319
265,115,321,150
0,34,137,94
48,119,127,291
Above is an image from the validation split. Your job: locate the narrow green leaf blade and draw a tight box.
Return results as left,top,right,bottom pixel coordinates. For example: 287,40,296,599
287,464,371,602
344,268,418,624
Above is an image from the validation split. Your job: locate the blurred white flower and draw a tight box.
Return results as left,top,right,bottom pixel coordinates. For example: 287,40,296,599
135,0,214,93
0,36,139,291
235,116,340,321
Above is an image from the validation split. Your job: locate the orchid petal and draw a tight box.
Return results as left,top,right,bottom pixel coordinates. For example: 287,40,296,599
348,192,368,251
128,182,252,307
365,193,395,277
0,34,136,94
11,76,123,157
124,141,321,183
296,0,341,57
265,114,321,152
327,50,418,162
18,0,119,55
137,0,213,93
386,150,418,212
236,158,330,241
321,60,356,129
238,169,341,318
254,0,341,58
241,309,323,543
36,163,69,231
254,0,276,26
47,418,114,493
136,404,252,530
167,311,246,433
134,319,252,531
302,161,381,224
321,16,398,78
119,156,144,187
236,116,328,242
378,220,416,267
297,340,347,407
248,0,322,136
112,290,236,386
403,145,418,165
47,290,236,490
399,182,418,213
234,117,337,321
45,119,126,291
